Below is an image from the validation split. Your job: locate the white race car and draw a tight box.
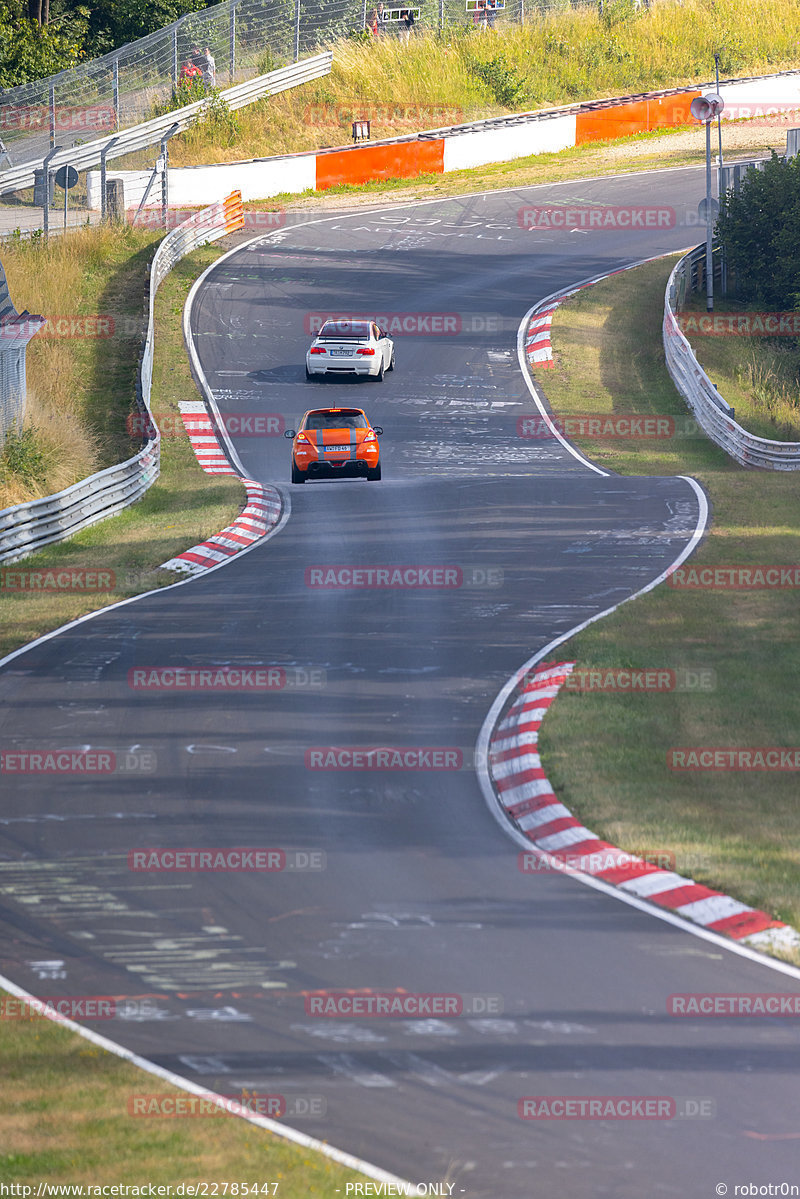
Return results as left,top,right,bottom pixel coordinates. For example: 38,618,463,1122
306,318,395,381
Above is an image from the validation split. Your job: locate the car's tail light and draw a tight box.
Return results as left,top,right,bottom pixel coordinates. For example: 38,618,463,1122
309,347,326,355
357,347,375,356
362,432,377,444
296,434,311,444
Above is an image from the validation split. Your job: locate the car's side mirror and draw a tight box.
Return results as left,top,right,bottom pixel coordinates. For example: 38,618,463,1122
373,426,383,436
284,429,296,439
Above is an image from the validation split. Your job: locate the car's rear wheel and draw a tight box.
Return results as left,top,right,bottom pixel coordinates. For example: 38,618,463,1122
291,461,305,484
387,348,395,372
372,358,385,382
305,366,311,380
367,463,382,481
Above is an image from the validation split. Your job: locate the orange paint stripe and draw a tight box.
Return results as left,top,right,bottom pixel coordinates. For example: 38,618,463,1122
575,91,701,145
316,139,444,191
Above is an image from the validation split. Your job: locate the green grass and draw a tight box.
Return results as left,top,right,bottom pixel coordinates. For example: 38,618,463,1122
679,289,800,442
0,1003,373,1191
0,240,244,661
535,256,800,961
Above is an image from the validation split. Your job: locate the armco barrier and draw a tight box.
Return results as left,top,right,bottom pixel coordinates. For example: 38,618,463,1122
81,66,800,209
0,53,332,198
663,245,800,470
0,190,245,564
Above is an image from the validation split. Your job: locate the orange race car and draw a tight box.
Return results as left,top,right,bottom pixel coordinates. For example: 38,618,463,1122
284,407,383,483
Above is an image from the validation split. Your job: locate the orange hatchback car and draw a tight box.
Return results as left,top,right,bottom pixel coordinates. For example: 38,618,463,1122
285,407,383,483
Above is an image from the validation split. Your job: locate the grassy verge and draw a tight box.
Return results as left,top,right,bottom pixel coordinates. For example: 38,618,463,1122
0,238,244,662
679,289,800,441
535,257,800,960
0,1001,369,1192
0,227,160,509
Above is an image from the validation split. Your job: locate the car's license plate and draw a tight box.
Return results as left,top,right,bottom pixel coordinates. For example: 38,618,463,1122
329,349,351,356
326,445,349,452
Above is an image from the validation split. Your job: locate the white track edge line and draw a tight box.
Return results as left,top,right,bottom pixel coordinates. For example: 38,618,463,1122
515,250,694,478
476,473,800,982
0,969,413,1190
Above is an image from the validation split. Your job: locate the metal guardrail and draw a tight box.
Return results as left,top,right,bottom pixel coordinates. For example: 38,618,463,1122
663,244,800,470
0,53,332,197
0,190,245,564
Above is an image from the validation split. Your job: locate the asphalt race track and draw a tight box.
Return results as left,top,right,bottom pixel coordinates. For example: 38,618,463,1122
3,167,800,1198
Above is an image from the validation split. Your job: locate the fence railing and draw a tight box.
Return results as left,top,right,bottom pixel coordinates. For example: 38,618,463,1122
0,190,245,564
0,0,593,185
663,244,800,470
0,52,333,199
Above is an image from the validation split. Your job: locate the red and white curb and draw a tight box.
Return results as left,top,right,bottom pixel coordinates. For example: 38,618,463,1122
524,307,556,368
160,400,282,577
488,660,800,956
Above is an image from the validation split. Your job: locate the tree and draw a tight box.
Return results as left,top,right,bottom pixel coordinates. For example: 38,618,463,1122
716,151,800,309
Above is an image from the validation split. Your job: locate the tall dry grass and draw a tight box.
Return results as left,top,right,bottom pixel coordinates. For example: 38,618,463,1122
0,225,158,511
167,0,800,165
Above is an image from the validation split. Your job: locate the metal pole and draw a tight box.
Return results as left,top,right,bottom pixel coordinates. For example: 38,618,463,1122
714,52,723,176
705,119,713,312
294,0,300,62
229,2,236,83
100,136,119,221
520,0,524,25
49,85,56,149
41,145,61,240
172,24,179,91
362,0,367,29
113,57,120,128
439,0,444,30
63,166,68,230
160,124,179,229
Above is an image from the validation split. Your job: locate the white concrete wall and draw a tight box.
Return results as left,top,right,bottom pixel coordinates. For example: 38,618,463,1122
86,154,317,210
442,113,577,173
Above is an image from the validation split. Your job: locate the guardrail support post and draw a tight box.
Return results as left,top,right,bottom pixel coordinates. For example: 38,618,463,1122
41,145,61,240
229,2,236,83
160,125,179,229
113,57,120,128
100,136,120,221
172,23,179,91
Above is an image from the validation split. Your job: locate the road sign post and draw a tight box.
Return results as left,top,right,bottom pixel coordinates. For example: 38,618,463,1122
690,92,724,312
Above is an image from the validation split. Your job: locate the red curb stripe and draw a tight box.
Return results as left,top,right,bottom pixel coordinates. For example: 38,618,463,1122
595,861,663,885
649,883,722,909
527,815,581,840
495,765,548,793
706,910,782,939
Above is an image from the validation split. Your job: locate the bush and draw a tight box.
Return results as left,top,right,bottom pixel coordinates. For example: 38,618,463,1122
0,423,47,488
716,152,800,308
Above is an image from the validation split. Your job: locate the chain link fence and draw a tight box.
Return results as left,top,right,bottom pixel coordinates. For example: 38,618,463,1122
0,0,585,179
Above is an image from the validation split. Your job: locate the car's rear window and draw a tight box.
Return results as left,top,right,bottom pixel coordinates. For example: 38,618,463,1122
318,320,371,341
304,410,369,430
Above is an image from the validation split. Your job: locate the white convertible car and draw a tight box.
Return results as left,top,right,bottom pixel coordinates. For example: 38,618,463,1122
306,318,395,381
